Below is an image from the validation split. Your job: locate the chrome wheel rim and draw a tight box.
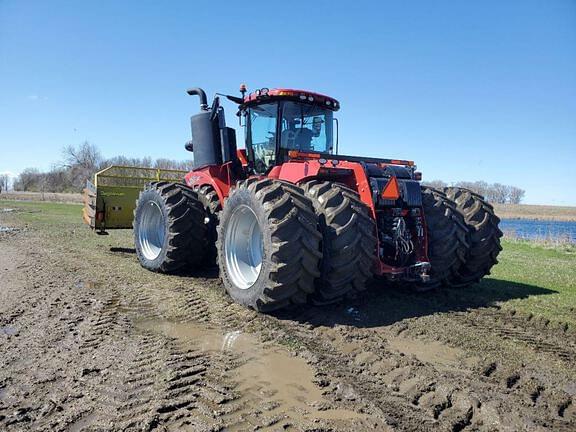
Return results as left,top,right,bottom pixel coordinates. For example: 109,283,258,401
224,205,263,289
138,201,165,260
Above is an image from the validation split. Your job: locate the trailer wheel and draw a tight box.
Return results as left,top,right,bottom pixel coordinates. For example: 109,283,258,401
418,186,469,290
217,178,321,312
443,187,503,286
195,184,222,266
134,182,207,272
302,181,377,304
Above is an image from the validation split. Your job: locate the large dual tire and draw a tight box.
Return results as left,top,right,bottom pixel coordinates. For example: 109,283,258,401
301,181,377,304
418,186,469,290
194,184,222,266
217,178,322,312
133,182,207,273
443,187,503,286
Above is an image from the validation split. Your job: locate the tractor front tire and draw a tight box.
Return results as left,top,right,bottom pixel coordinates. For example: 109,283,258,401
217,178,321,312
134,182,207,273
418,186,469,290
302,180,377,304
443,187,503,286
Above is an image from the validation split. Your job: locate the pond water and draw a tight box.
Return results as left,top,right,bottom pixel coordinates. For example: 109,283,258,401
500,219,576,243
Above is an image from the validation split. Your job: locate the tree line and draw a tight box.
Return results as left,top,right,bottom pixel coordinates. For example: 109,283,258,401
12,142,193,193
7,141,526,204
423,180,525,204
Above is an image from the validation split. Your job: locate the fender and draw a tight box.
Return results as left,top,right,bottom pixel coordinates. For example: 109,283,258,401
184,162,235,206
268,159,377,217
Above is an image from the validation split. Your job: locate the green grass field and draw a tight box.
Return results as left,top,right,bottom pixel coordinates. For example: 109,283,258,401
484,240,575,324
494,203,576,221
2,199,575,327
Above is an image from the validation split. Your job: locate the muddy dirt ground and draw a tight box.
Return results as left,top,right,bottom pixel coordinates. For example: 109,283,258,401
1,207,575,432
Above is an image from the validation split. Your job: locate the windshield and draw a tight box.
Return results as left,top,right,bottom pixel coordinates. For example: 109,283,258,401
280,101,334,153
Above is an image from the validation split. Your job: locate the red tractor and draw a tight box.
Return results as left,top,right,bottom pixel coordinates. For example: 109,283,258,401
130,86,502,311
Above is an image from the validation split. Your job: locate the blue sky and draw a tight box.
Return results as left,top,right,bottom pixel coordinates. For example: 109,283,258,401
1,0,575,204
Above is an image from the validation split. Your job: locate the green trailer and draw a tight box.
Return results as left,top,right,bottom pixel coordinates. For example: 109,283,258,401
83,165,188,233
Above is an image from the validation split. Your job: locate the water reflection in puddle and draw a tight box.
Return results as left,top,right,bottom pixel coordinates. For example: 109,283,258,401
0,226,18,233
1,326,18,336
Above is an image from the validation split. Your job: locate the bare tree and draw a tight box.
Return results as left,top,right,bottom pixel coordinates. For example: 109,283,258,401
11,141,197,193
447,181,525,204
154,158,194,171
490,183,509,204
508,186,525,204
61,141,102,190
14,168,41,191
0,174,8,193
422,179,447,190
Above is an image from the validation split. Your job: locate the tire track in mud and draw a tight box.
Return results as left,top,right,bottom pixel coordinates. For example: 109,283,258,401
183,298,499,430
170,283,213,323
249,306,438,430
115,284,386,431
59,280,235,431
56,275,322,431
0,239,126,430
77,291,125,355
267,304,576,431
3,221,575,431
449,307,576,364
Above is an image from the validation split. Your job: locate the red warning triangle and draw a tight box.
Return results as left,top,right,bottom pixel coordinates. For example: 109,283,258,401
381,176,400,200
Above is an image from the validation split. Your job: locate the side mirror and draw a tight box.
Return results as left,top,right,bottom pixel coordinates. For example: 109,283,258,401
184,141,194,152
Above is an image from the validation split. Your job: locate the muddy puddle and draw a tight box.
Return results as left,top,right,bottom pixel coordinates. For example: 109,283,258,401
388,334,475,371
137,320,370,426
0,226,20,234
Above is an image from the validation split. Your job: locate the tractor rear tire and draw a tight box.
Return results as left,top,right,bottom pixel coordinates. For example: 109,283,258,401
443,187,503,286
134,182,207,273
217,178,322,312
417,186,469,290
195,184,222,266
302,180,377,304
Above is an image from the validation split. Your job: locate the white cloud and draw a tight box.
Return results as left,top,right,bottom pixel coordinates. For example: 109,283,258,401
27,94,48,101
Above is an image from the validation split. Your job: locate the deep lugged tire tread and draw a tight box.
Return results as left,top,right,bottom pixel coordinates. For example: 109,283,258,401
135,182,207,273
443,187,503,286
419,186,469,289
195,185,222,265
302,180,377,303
219,178,321,311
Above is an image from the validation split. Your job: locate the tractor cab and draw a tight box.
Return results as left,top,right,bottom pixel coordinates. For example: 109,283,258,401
241,88,340,174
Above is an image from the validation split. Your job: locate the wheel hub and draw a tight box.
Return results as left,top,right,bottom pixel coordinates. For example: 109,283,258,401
224,205,264,289
138,201,165,260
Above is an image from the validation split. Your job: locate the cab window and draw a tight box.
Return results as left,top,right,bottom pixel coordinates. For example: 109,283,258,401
280,102,333,153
